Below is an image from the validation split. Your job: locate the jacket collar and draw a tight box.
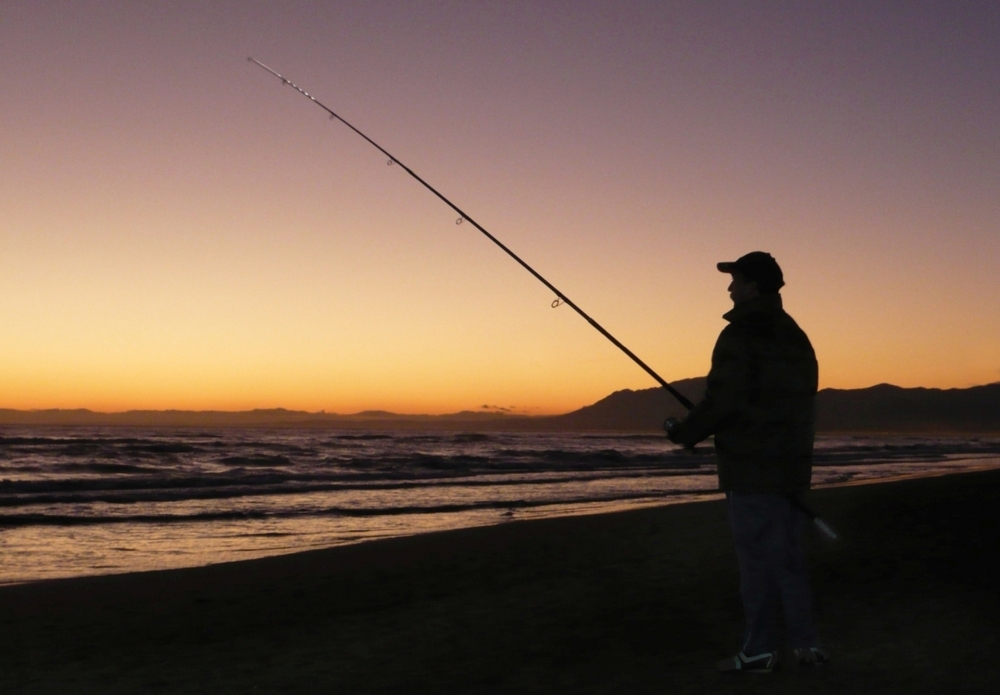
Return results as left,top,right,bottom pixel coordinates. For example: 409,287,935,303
723,293,783,323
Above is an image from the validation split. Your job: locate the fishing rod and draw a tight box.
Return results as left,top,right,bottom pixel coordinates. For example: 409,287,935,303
248,59,837,541
248,57,695,411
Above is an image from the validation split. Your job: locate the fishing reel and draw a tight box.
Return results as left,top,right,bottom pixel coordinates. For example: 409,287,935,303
662,417,679,436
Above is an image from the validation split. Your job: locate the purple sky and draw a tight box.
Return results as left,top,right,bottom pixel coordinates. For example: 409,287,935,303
2,1,998,413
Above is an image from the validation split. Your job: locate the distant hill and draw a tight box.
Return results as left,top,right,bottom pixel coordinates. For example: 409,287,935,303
815,383,1000,433
547,380,1000,433
2,381,998,432
543,377,706,431
0,407,528,430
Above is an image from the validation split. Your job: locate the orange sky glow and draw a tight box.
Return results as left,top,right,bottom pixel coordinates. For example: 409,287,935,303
2,2,999,415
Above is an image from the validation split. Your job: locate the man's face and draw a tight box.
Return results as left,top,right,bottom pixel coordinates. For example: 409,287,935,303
727,271,759,306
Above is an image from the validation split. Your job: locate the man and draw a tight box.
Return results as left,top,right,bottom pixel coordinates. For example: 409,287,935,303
665,251,827,673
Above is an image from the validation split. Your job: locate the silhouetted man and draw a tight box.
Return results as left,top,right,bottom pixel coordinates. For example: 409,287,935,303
665,251,827,673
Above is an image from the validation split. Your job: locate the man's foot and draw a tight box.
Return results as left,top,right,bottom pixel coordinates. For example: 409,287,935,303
717,651,780,674
794,647,829,667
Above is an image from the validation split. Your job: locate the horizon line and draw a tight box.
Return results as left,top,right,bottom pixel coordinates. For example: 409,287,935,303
3,379,999,419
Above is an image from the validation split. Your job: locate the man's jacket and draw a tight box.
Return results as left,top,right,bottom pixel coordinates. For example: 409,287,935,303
670,294,817,493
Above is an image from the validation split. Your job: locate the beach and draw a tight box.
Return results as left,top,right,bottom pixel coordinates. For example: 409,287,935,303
2,467,997,693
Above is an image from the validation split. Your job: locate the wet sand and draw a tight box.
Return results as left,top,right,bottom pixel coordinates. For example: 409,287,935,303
2,468,998,694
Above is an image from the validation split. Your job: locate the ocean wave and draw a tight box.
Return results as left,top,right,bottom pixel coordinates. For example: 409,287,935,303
0,467,716,507
0,488,717,527
450,433,494,443
3,429,997,532
122,443,199,455
218,455,293,467
53,462,162,474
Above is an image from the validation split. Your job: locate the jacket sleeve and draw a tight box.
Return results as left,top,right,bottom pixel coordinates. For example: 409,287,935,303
669,325,753,447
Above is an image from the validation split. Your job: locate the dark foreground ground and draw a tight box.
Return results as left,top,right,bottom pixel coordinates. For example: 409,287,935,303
2,468,998,694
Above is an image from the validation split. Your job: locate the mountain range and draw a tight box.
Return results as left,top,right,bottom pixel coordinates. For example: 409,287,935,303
2,379,999,432
546,379,1000,433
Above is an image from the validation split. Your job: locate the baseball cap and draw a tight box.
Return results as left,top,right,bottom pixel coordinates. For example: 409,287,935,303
717,251,785,293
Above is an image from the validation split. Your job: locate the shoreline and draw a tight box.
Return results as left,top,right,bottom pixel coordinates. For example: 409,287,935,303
3,460,999,587
3,467,999,693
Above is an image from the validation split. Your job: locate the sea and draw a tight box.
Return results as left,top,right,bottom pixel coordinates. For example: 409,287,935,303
1,427,999,584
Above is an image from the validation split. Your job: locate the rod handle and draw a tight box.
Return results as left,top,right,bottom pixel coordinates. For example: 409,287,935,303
813,517,839,541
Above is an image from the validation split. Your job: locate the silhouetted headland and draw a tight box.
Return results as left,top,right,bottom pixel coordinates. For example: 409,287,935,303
550,380,1000,433
2,380,999,432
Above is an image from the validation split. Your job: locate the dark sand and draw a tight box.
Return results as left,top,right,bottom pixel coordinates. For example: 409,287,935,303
2,469,998,694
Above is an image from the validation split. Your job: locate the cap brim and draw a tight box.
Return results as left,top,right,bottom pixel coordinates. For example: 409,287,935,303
717,262,738,273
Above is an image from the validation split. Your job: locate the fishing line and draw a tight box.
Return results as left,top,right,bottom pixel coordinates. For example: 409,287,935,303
248,58,694,411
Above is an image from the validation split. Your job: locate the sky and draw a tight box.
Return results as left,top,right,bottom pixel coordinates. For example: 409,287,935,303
2,1,998,415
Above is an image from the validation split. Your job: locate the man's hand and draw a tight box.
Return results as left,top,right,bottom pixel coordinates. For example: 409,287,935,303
664,417,698,450
663,417,681,443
